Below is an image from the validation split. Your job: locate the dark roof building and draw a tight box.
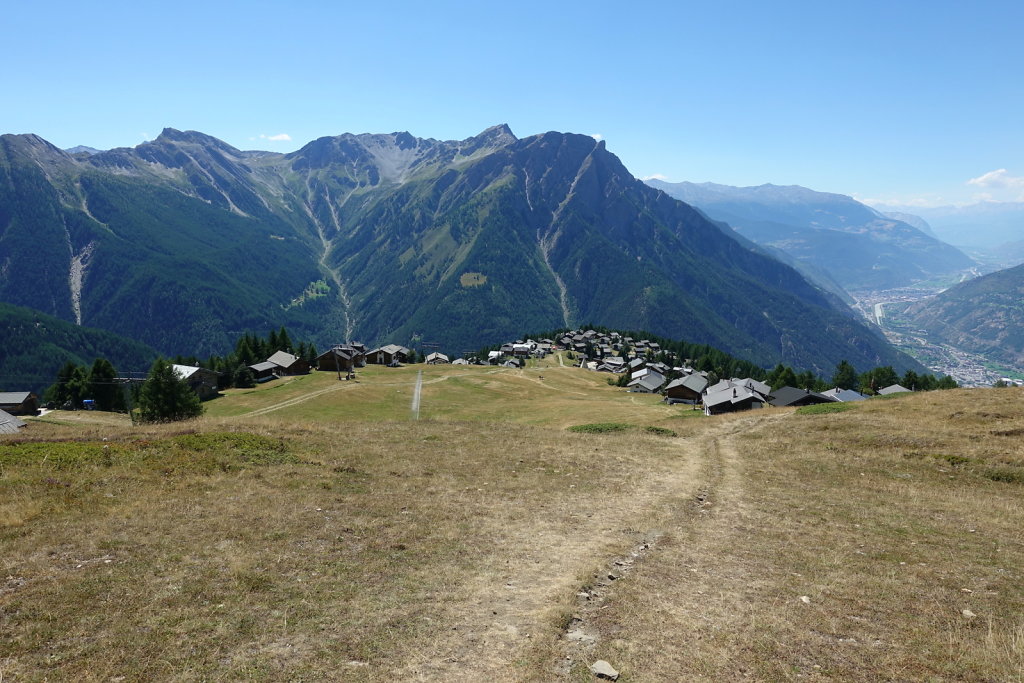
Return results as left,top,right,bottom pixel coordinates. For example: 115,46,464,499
317,345,365,372
248,361,280,382
768,386,838,408
267,350,310,375
365,344,411,365
0,391,39,416
663,374,709,402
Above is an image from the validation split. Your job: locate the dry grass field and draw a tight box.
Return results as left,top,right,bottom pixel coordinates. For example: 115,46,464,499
2,361,1022,681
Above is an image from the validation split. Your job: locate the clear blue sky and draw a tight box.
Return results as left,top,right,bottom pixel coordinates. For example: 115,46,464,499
6,0,1022,206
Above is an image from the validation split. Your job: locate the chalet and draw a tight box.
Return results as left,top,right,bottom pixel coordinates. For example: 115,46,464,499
248,361,279,383
703,378,772,416
821,388,869,402
647,361,671,375
0,409,27,434
0,391,39,416
317,345,365,373
598,356,626,373
267,350,310,375
425,352,450,365
487,350,503,365
628,369,667,393
663,374,709,403
768,386,837,408
171,365,220,400
878,384,912,395
706,377,771,398
365,344,411,366
704,385,768,416
452,358,471,365
512,344,532,358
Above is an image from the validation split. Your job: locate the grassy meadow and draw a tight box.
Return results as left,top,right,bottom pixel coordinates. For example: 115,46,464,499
2,357,1022,681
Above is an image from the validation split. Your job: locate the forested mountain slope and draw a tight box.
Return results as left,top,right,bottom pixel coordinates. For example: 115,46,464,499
0,126,920,373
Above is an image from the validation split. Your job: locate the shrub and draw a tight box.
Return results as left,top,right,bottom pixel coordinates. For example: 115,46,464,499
796,402,856,415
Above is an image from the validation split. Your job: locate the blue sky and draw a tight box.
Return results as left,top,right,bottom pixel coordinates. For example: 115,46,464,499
6,1,1022,207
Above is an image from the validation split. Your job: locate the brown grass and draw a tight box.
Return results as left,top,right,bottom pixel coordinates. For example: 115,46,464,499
3,378,1023,681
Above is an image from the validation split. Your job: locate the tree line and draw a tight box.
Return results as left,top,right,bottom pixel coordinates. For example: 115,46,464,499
44,327,317,421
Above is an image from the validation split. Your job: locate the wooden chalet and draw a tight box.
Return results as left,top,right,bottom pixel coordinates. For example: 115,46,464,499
365,344,411,366
821,388,868,402
663,374,709,403
317,345,365,372
425,352,450,365
703,378,771,416
768,386,837,408
628,370,667,393
248,361,279,383
267,350,310,375
0,391,39,416
171,365,220,400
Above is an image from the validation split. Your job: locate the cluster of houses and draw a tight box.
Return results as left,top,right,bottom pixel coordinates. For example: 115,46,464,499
538,328,917,416
164,327,927,417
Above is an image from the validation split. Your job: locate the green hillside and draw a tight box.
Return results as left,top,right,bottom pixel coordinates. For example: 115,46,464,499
902,263,1024,366
0,302,157,394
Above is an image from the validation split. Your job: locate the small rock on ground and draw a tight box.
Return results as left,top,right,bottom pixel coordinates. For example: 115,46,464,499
590,659,619,680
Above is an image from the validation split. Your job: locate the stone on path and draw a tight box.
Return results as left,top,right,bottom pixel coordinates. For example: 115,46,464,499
590,659,619,680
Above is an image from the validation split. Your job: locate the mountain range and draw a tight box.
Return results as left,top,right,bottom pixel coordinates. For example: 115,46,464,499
0,125,920,375
646,180,975,290
881,201,1024,250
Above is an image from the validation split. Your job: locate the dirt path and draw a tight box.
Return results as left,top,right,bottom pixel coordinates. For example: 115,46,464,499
542,411,789,680
389,412,779,681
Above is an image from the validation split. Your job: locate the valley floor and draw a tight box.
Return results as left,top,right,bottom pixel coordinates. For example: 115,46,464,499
2,363,1023,680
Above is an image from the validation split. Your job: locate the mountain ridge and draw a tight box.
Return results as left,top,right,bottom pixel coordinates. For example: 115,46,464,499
648,179,975,290
0,126,921,374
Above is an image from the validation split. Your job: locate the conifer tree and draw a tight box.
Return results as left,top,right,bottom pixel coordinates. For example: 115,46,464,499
278,326,292,353
88,358,121,411
831,360,858,390
137,358,203,423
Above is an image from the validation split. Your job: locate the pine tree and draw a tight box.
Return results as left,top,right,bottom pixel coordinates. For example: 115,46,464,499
45,362,79,407
232,364,255,388
278,326,293,353
137,358,203,423
902,370,920,391
771,366,798,391
831,360,858,390
67,366,90,409
88,358,121,411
